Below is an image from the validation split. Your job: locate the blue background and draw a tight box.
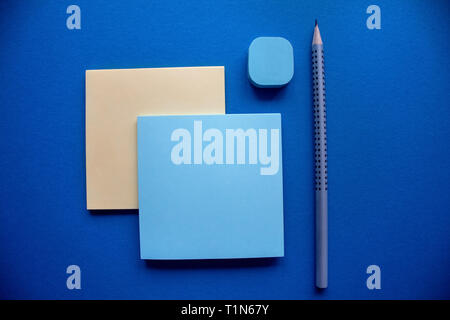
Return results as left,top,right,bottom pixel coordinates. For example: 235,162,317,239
0,0,449,299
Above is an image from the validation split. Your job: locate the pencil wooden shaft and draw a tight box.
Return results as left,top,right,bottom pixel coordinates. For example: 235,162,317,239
312,37,328,289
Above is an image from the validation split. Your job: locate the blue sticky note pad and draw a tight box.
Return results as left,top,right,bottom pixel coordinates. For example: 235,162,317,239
137,113,284,260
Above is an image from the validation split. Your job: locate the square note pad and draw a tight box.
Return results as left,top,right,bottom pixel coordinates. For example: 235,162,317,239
137,114,284,259
85,66,225,210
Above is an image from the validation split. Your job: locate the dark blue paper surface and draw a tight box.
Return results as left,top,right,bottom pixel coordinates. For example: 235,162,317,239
0,0,449,299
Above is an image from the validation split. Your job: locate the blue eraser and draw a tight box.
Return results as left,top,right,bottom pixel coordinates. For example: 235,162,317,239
248,37,294,88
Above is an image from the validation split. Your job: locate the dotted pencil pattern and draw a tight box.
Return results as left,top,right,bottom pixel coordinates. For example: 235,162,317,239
312,47,328,192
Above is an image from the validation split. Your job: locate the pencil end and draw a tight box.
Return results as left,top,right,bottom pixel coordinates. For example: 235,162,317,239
315,19,318,26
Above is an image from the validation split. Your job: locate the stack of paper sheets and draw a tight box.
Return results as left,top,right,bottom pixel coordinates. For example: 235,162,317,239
85,67,225,209
137,113,284,259
85,66,284,260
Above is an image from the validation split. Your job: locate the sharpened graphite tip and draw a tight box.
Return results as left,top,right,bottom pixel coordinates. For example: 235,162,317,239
315,19,318,26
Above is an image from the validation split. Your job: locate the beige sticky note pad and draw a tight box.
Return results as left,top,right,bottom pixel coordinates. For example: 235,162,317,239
86,66,225,209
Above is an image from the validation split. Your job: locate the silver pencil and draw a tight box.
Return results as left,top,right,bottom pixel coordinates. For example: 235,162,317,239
312,20,328,289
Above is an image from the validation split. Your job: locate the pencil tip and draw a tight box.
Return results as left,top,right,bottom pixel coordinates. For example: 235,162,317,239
312,19,323,45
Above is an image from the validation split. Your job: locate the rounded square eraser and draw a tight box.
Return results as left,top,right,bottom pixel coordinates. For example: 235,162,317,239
248,37,294,88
